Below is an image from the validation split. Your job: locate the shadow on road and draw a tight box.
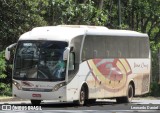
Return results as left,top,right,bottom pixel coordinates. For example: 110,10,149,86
0,100,144,111
37,100,138,109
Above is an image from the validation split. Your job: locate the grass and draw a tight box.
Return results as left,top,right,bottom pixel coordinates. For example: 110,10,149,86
0,96,13,100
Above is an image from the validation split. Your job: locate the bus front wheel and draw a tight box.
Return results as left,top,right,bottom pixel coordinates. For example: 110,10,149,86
31,100,41,106
74,86,87,106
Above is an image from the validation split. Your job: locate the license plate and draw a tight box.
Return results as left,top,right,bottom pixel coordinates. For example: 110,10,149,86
32,94,41,97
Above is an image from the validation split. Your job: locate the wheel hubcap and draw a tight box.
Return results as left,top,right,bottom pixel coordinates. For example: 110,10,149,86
80,90,85,102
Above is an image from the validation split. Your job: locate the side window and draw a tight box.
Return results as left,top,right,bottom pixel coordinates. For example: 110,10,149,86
68,35,83,81
116,37,129,58
139,38,149,58
106,37,118,58
82,36,149,59
129,38,140,58
93,36,106,58
82,36,93,61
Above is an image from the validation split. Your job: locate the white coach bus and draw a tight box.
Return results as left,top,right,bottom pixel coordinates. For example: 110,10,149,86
5,25,151,106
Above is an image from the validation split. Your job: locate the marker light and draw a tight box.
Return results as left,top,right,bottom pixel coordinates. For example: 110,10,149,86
52,82,66,91
13,80,22,90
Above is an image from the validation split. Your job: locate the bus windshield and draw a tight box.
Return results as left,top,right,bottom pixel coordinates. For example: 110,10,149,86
14,40,68,81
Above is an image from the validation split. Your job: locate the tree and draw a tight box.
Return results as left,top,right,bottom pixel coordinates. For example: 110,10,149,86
0,0,48,50
0,51,11,96
44,0,108,26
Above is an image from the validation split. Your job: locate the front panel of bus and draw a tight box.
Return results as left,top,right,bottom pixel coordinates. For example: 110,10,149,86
12,40,68,101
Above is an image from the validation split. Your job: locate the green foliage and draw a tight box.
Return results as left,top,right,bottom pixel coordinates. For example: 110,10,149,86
149,81,160,97
150,41,159,81
0,51,11,96
0,51,6,78
0,0,48,49
44,0,108,26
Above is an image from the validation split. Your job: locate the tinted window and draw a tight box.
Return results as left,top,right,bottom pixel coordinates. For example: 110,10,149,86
82,35,149,60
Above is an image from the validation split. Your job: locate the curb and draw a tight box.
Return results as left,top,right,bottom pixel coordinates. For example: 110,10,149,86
0,97,28,102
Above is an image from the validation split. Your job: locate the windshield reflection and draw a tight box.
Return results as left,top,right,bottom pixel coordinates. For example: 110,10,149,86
14,41,68,81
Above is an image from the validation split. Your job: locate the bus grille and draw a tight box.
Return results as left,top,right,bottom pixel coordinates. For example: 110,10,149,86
22,88,52,92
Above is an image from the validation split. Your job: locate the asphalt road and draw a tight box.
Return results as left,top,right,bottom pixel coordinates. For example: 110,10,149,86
0,98,160,112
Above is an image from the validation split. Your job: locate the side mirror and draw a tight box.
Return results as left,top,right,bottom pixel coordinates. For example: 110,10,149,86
5,43,17,61
5,47,10,61
63,47,70,61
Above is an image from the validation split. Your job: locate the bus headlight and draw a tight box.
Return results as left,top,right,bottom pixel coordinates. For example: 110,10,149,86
52,82,66,91
13,80,22,90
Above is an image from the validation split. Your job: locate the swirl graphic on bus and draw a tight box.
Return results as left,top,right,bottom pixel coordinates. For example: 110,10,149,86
87,59,132,92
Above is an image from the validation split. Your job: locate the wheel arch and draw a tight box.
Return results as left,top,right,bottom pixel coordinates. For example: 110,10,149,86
129,80,135,97
79,82,89,100
74,82,89,106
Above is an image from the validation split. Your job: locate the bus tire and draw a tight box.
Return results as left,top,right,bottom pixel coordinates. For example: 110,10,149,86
125,83,134,103
116,84,134,103
74,86,87,106
31,100,41,106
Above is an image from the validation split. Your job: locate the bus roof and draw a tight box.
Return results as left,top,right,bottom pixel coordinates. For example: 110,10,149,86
19,25,148,41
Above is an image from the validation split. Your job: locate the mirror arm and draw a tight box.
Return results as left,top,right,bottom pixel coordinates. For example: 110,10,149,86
8,43,17,51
